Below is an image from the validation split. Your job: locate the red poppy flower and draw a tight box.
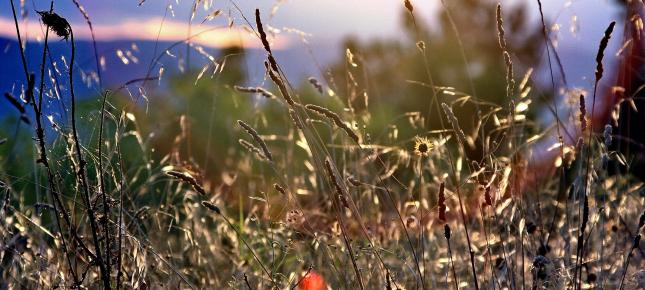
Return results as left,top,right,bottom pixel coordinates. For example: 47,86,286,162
299,271,326,290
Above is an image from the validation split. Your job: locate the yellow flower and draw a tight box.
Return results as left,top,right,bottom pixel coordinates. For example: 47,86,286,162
413,136,433,156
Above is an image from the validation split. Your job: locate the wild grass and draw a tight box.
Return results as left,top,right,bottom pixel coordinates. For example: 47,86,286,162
0,0,644,289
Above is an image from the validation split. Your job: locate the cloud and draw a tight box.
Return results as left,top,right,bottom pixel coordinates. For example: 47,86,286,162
0,16,289,49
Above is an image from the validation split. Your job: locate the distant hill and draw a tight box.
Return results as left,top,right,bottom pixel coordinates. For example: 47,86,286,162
0,36,335,104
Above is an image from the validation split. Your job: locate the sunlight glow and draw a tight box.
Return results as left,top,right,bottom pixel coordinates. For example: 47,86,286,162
0,16,290,49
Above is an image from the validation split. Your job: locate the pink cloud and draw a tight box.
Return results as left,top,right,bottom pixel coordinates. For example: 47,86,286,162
0,16,289,49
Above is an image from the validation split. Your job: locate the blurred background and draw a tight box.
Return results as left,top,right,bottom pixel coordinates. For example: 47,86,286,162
0,0,623,87
0,0,627,187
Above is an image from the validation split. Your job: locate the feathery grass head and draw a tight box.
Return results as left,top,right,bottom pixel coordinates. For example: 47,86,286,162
238,139,266,160
237,120,273,161
165,170,206,195
441,103,468,148
234,86,276,99
305,104,359,143
265,62,295,106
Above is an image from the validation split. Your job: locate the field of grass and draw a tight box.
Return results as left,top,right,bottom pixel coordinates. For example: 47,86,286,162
1,0,644,289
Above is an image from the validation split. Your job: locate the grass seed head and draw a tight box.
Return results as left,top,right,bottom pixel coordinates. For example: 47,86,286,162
165,170,206,195
201,201,221,215
438,182,446,222
308,77,323,94
604,124,613,147
237,120,273,161
238,139,266,160
274,183,287,195
496,4,506,50
579,95,587,132
234,85,276,99
595,21,616,81
37,10,71,40
305,104,359,143
404,0,414,13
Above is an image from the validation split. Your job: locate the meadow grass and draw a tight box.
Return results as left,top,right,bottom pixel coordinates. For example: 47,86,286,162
0,0,644,289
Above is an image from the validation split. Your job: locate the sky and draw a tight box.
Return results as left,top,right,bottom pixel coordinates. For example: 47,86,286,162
0,0,622,50
0,0,626,93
